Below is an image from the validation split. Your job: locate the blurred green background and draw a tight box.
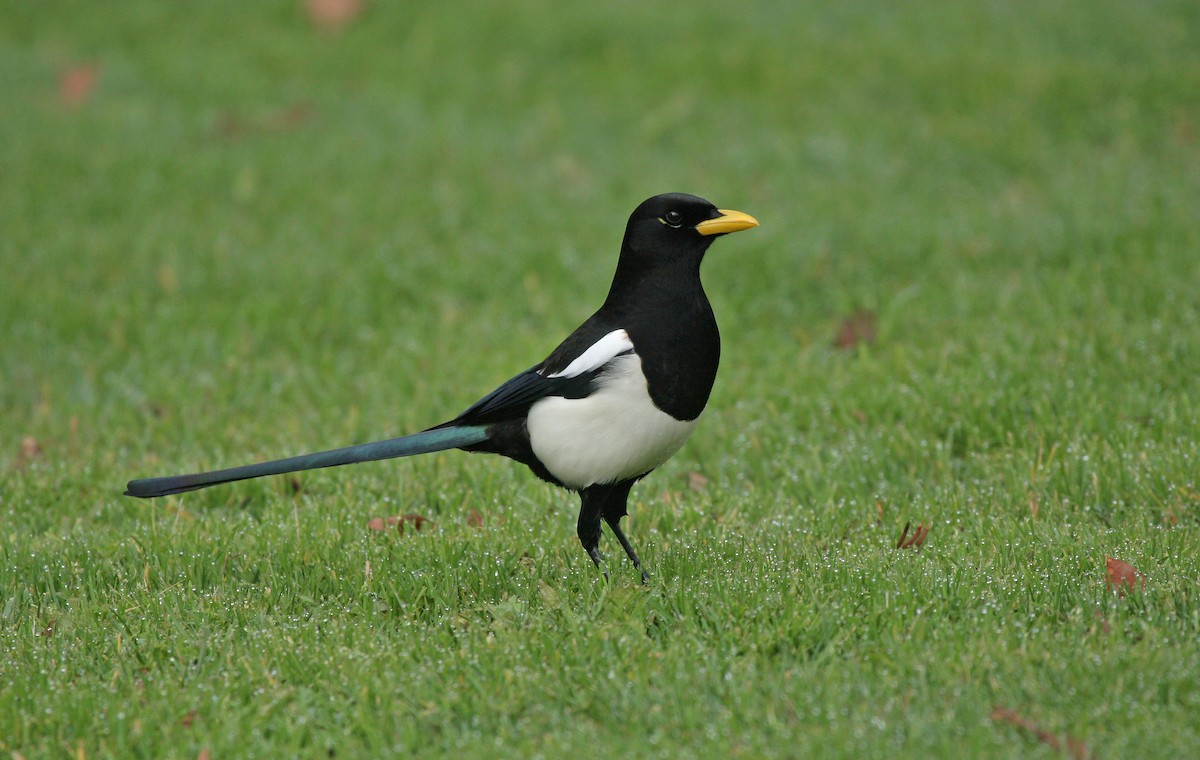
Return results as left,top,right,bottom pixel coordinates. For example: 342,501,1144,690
3,1,1199,757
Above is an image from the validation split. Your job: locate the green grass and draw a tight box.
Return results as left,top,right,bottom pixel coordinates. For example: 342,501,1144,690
3,0,1200,756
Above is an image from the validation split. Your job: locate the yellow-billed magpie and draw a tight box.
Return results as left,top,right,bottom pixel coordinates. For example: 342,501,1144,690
126,193,758,581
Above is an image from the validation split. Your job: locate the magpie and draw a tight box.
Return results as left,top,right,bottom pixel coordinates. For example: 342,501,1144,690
125,193,758,581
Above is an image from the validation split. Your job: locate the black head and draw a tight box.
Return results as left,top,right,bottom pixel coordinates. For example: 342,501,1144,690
620,193,758,266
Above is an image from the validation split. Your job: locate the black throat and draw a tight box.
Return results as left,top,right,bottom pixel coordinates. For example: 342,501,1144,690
599,243,720,421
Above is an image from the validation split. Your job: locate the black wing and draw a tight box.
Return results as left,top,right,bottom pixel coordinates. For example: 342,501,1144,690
443,366,594,427
439,316,630,428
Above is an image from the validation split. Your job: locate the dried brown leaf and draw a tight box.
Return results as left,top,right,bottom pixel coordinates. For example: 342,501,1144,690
368,514,435,534
59,63,99,107
17,436,42,468
896,521,930,551
1105,557,1144,596
213,110,250,140
214,101,315,141
402,513,432,531
306,0,363,31
833,309,877,350
270,101,315,130
991,706,1089,759
466,509,485,528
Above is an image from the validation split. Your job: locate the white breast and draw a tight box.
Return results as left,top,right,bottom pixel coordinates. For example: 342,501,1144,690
526,353,699,489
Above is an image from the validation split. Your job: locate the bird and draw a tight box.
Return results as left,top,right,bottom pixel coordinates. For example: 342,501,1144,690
125,192,758,581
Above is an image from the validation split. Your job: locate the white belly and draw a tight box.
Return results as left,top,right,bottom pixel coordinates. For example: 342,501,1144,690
526,353,698,489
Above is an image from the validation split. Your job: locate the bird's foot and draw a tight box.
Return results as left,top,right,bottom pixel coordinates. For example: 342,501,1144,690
586,545,609,581
605,517,651,584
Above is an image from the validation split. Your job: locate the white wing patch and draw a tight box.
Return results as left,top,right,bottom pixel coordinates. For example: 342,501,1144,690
545,328,634,379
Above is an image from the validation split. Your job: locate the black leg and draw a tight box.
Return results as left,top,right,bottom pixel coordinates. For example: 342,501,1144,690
578,480,649,582
576,489,607,579
604,514,650,584
578,480,652,581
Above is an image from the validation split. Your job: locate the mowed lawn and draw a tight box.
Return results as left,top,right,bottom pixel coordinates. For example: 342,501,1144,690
3,1,1199,757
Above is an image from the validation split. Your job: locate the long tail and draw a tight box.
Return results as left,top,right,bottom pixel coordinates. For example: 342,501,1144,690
124,425,490,498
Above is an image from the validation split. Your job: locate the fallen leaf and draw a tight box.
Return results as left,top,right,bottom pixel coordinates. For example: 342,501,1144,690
368,514,434,534
466,509,485,528
991,706,1089,759
39,620,56,638
213,110,250,140
197,748,211,760
658,489,682,508
896,521,930,551
833,309,877,350
181,710,198,728
270,100,316,130
402,513,432,531
305,0,363,31
59,63,99,107
686,471,709,491
214,101,317,141
17,436,42,467
1105,557,1144,596
1173,116,1195,146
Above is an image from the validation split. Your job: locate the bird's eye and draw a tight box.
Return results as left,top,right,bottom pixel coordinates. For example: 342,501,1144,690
662,211,684,228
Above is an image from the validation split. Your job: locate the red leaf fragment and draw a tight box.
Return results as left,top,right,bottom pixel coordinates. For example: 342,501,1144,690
270,100,315,130
59,63,99,107
213,101,316,140
833,309,877,350
896,521,930,551
181,710,198,728
402,513,432,531
1105,557,1144,596
466,509,485,528
368,514,434,534
17,436,42,467
305,0,363,31
991,706,1089,759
